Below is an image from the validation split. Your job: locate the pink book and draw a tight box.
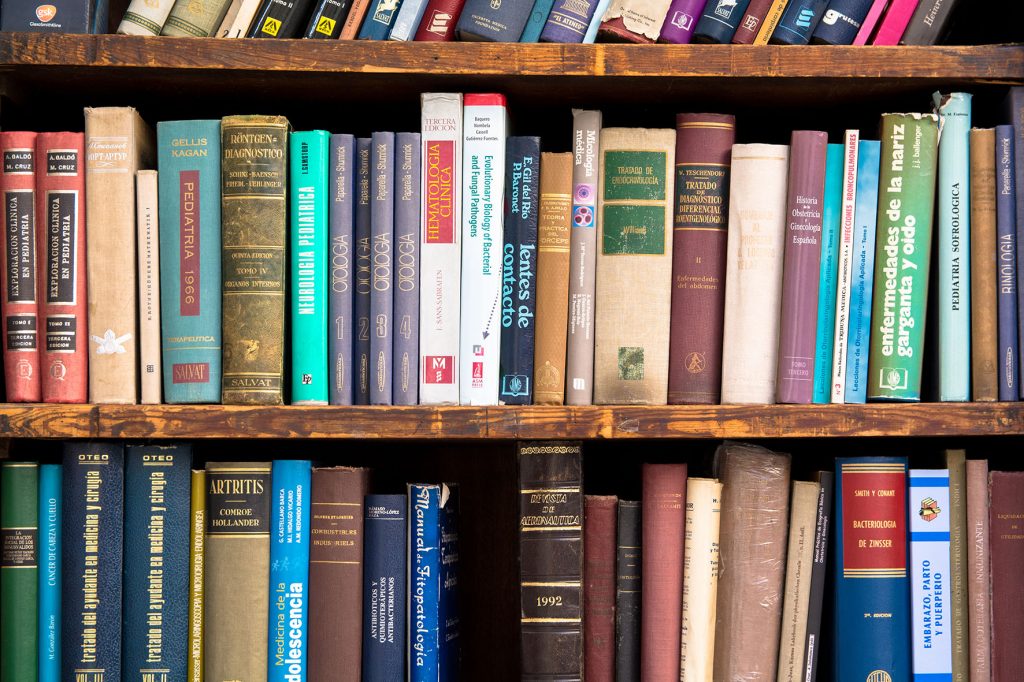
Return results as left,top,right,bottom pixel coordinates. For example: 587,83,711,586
852,0,888,44
871,0,918,44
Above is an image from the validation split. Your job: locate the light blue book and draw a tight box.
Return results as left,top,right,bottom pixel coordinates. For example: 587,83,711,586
581,0,609,41
908,469,953,682
813,144,844,403
844,140,880,403
267,460,312,682
933,92,972,401
37,464,60,682
388,0,429,40
520,0,557,40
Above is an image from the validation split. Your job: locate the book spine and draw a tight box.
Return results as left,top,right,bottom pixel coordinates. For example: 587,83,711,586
597,0,671,43
720,143,790,404
539,0,599,42
870,0,918,43
267,460,312,682
338,0,373,36
303,0,353,36
455,0,531,40
810,0,874,44
566,110,601,405
156,119,223,404
362,494,407,681
290,130,330,405
770,0,828,44
867,113,939,401
996,126,1019,401
777,130,828,404
533,152,573,405
213,0,244,35
419,93,462,404
356,0,405,38
329,134,355,405
62,443,124,682
370,132,395,405
438,485,460,679
934,93,972,402
1,461,38,681
800,470,833,682
668,113,735,404
413,0,465,39
989,472,1024,682
498,136,541,405
899,0,958,44
188,469,205,682
204,461,272,682
247,0,318,36
909,469,953,680
409,484,442,681
394,133,421,405
830,130,859,403
122,445,192,680
614,500,640,681
459,94,507,405
1,131,41,403
850,0,885,43
692,0,751,41
679,478,722,682
844,139,881,404
37,463,61,682
223,0,262,35
136,169,162,405
657,0,708,42
582,0,610,42
584,495,617,682
118,0,175,33
1008,89,1024,394
519,0,558,40
945,450,968,682
161,0,233,35
751,0,787,42
965,460,991,682
731,0,775,43
0,0,93,31
389,0,429,38
35,133,87,404
812,144,843,403
970,128,998,402
355,138,372,405
776,480,821,682
221,116,288,405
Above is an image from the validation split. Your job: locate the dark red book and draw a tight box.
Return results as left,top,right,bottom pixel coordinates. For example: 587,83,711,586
990,471,1024,682
35,133,87,404
641,463,686,680
413,0,466,40
731,0,775,44
667,114,735,404
584,495,617,682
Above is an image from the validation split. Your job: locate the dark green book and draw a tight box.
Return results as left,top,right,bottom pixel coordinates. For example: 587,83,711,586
1,462,38,682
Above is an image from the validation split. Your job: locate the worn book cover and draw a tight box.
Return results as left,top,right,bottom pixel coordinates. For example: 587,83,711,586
966,460,991,682
989,472,1024,681
945,450,968,682
615,500,641,681
118,0,175,33
136,169,161,404
584,495,617,682
830,130,859,403
598,0,673,42
162,0,233,35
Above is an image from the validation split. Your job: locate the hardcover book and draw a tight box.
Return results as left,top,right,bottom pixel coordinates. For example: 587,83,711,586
870,0,918,44
800,471,833,682
362,494,407,680
0,0,99,30
995,126,1019,401
692,0,751,42
598,0,672,42
338,0,372,36
990,472,1024,682
844,139,880,404
730,0,775,43
776,480,821,682
356,0,405,38
970,128,998,401
136,170,162,404
850,0,885,43
370,131,395,405
539,0,600,42
519,0,557,41
413,0,466,39
188,469,205,682
394,132,421,405
830,130,859,403
118,0,175,33
810,0,874,44
355,138,372,405
657,0,708,43
1,461,38,681
454,0,530,39
329,134,355,405
752,0,788,42
303,0,353,36
812,144,843,404
679,477,722,682
389,0,429,39
247,0,317,36
37,463,61,682
900,0,959,44
1005,88,1024,393
162,0,233,35
770,0,828,43
966,460,991,681
584,495,617,682
945,450,968,682
218,0,261,35
615,500,641,682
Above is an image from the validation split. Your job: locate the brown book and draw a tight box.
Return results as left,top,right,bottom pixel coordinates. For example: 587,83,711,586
584,495,617,682
667,113,735,404
966,459,991,682
945,449,968,682
84,107,154,404
307,466,370,682
338,0,372,37
970,128,998,401
989,470,1024,682
533,153,573,405
712,441,791,682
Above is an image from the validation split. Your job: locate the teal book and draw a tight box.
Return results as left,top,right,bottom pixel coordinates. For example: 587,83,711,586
812,143,844,403
845,140,881,403
933,92,972,401
156,120,223,403
37,464,60,682
290,131,330,404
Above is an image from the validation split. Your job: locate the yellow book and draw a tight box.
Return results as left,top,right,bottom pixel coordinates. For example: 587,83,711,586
753,0,790,44
188,469,206,682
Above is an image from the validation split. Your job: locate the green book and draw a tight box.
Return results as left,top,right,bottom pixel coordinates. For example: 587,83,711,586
867,112,939,401
290,130,330,404
1,462,39,682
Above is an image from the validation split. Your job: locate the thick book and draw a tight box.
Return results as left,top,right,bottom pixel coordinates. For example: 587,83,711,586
593,128,675,405
812,144,843,404
188,469,205,682
834,457,910,682
720,144,790,404
388,0,429,39
990,472,1024,681
308,467,369,682
519,442,584,681
533,152,573,405
966,460,991,682
498,136,541,405
615,500,641,682
996,126,1019,401
0,0,97,30
303,0,352,36
267,460,312,682
945,450,968,682
37,463,60,682
667,113,735,405
204,461,272,682
900,0,959,44
370,132,395,405
329,135,355,405
35,133,87,404
800,471,834,682
692,0,751,42
680,477,722,682
122,445,192,681
970,128,998,402
162,0,233,34
221,115,289,405
730,0,775,43
357,0,405,38
1006,89,1024,394
247,0,317,36
419,94,462,404
810,0,873,43
597,0,672,42
1,461,38,681
870,0,918,43
539,0,600,41
830,130,859,403
413,0,466,39
770,0,828,43
455,0,531,39
136,170,162,404
641,464,685,680
584,495,617,682
362,494,407,681
156,120,222,404
355,138,372,405
393,132,421,405
118,0,174,33
776,480,821,682
656,0,707,43
62,443,124,682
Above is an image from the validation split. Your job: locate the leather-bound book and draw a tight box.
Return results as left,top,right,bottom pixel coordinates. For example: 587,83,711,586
615,500,641,681
966,460,991,681
642,463,686,680
730,0,773,43
989,471,1024,682
970,128,998,401
584,495,618,682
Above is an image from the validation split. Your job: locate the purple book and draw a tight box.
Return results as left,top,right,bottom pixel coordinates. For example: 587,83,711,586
777,130,828,404
355,138,372,405
996,125,1019,401
329,135,355,406
393,132,421,406
658,0,707,42
370,132,394,406
539,0,600,42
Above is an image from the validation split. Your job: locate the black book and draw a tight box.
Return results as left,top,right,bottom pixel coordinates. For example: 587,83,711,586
247,0,318,37
615,499,641,681
303,0,354,37
800,470,833,682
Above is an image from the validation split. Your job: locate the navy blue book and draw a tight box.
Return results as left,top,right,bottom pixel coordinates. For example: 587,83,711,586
810,0,874,44
499,136,540,405
771,0,829,44
692,0,752,43
355,138,372,405
122,445,192,681
357,0,405,38
996,125,1019,401
362,494,407,681
62,442,124,682
456,0,534,40
329,134,356,406
394,132,421,406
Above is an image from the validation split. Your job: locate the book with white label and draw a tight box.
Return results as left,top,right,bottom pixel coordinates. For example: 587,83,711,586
679,477,722,682
136,169,161,404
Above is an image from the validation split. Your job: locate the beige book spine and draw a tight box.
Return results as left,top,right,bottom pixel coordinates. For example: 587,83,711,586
213,0,243,35
970,128,998,401
224,0,262,36
117,0,176,35
946,449,968,682
776,480,821,682
965,459,991,681
680,477,723,682
136,170,161,405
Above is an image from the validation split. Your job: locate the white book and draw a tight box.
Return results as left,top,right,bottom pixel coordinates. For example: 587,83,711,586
776,480,821,682
720,143,790,404
136,170,162,404
117,0,176,34
458,94,507,405
830,130,859,403
680,477,722,682
909,469,954,679
222,0,261,36
419,93,463,404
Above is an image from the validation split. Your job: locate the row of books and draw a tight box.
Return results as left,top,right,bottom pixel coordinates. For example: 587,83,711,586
521,441,1021,682
0,450,457,681
4,89,1024,407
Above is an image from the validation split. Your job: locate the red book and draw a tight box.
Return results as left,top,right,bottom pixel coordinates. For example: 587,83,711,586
584,495,617,682
413,0,466,40
641,463,686,680
731,0,775,44
0,131,41,402
989,471,1024,682
35,133,87,403
667,114,735,404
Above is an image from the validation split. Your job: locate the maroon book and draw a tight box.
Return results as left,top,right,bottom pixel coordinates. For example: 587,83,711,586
667,114,735,404
641,463,686,680
776,130,828,404
730,0,775,44
584,495,618,682
990,471,1024,682
413,0,466,40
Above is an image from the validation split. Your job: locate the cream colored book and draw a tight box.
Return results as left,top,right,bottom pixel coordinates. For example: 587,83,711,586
222,0,262,36
593,127,675,405
213,0,242,35
776,480,821,682
117,0,176,34
136,170,161,405
680,477,723,682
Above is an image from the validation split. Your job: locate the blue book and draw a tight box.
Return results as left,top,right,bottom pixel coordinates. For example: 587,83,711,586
371,132,395,405
389,0,429,39
358,0,406,38
438,485,460,681
156,119,222,403
539,0,600,42
62,442,124,682
122,445,192,681
267,460,312,682
693,0,751,43
458,0,535,40
810,0,874,44
329,134,356,406
934,93,972,402
996,125,1019,401
908,469,953,681
581,0,610,41
394,132,421,405
834,457,911,682
520,0,558,41
813,143,844,403
844,140,880,404
363,494,407,681
37,464,60,682
771,0,829,44
356,138,372,405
